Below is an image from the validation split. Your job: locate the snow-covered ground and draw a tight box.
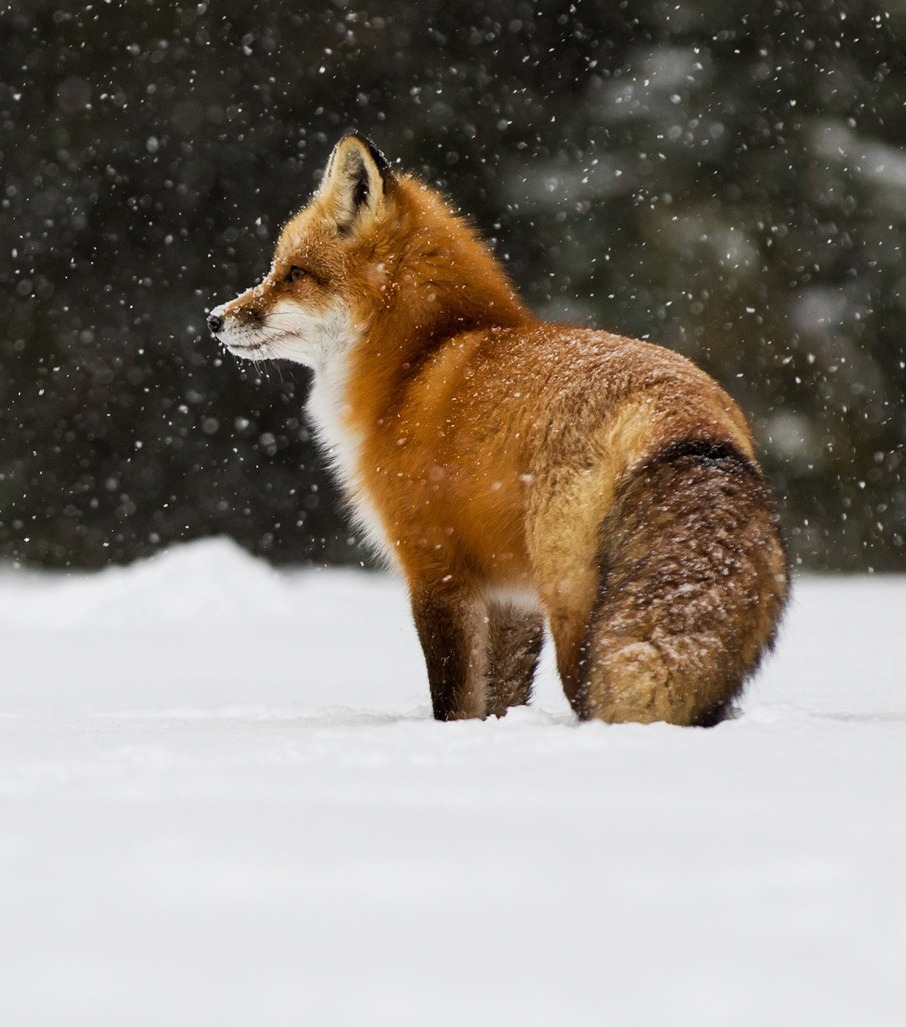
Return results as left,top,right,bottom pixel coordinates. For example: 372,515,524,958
1,539,903,1026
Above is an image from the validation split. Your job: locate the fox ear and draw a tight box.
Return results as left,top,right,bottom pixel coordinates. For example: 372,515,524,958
320,132,392,232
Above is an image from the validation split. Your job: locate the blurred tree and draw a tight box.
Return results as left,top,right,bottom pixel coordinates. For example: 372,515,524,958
1,0,904,570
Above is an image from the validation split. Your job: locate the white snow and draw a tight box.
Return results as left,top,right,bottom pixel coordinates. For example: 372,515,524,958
1,538,904,1025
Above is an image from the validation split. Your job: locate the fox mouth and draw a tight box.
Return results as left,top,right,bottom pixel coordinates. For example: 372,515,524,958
219,329,299,357
222,339,266,354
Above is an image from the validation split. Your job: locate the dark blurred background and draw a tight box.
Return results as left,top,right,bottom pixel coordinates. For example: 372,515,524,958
2,0,905,571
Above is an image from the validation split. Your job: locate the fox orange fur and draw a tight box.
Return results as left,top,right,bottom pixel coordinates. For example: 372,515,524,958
209,132,789,725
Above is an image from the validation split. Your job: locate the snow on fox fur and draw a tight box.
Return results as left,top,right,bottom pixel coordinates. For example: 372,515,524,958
208,132,789,725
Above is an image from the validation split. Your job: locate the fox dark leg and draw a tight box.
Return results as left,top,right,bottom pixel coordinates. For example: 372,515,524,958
484,603,544,717
579,442,789,725
410,586,488,720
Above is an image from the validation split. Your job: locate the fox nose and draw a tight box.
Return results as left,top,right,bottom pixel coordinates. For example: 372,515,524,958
207,311,225,334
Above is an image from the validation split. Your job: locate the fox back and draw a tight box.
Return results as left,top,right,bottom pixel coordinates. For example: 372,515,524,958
209,133,789,725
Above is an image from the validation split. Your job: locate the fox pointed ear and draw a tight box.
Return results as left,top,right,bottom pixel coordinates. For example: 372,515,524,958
320,132,392,232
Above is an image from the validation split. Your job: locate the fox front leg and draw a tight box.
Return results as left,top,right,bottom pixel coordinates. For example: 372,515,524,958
485,603,544,717
410,585,488,720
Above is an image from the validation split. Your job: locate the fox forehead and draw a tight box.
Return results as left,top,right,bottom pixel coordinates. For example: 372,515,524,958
274,207,319,262
272,203,346,274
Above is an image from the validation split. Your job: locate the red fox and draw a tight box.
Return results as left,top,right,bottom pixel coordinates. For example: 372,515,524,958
208,132,789,725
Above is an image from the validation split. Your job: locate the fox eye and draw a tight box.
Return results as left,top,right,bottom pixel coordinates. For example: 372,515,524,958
286,265,306,283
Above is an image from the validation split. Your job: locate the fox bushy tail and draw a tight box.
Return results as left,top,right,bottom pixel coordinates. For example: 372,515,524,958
577,442,789,726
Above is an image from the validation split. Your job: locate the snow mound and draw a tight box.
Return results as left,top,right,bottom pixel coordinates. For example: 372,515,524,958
0,537,291,628
1,543,905,1025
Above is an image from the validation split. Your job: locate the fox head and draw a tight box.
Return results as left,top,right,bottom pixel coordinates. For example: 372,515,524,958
209,132,527,372
207,132,395,368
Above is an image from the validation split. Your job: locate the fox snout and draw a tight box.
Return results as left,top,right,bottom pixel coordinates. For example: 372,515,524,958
206,299,265,357
207,288,360,367
206,300,262,346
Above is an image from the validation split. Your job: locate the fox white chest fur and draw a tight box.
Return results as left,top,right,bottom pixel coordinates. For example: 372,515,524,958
304,338,397,566
209,289,394,564
208,132,788,726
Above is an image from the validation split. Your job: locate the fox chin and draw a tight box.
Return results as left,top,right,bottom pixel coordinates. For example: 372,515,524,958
208,131,789,726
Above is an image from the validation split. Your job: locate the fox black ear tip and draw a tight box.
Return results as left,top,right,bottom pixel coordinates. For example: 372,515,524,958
339,128,391,177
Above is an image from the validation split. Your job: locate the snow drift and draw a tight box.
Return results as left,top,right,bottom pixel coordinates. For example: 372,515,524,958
1,539,903,1025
